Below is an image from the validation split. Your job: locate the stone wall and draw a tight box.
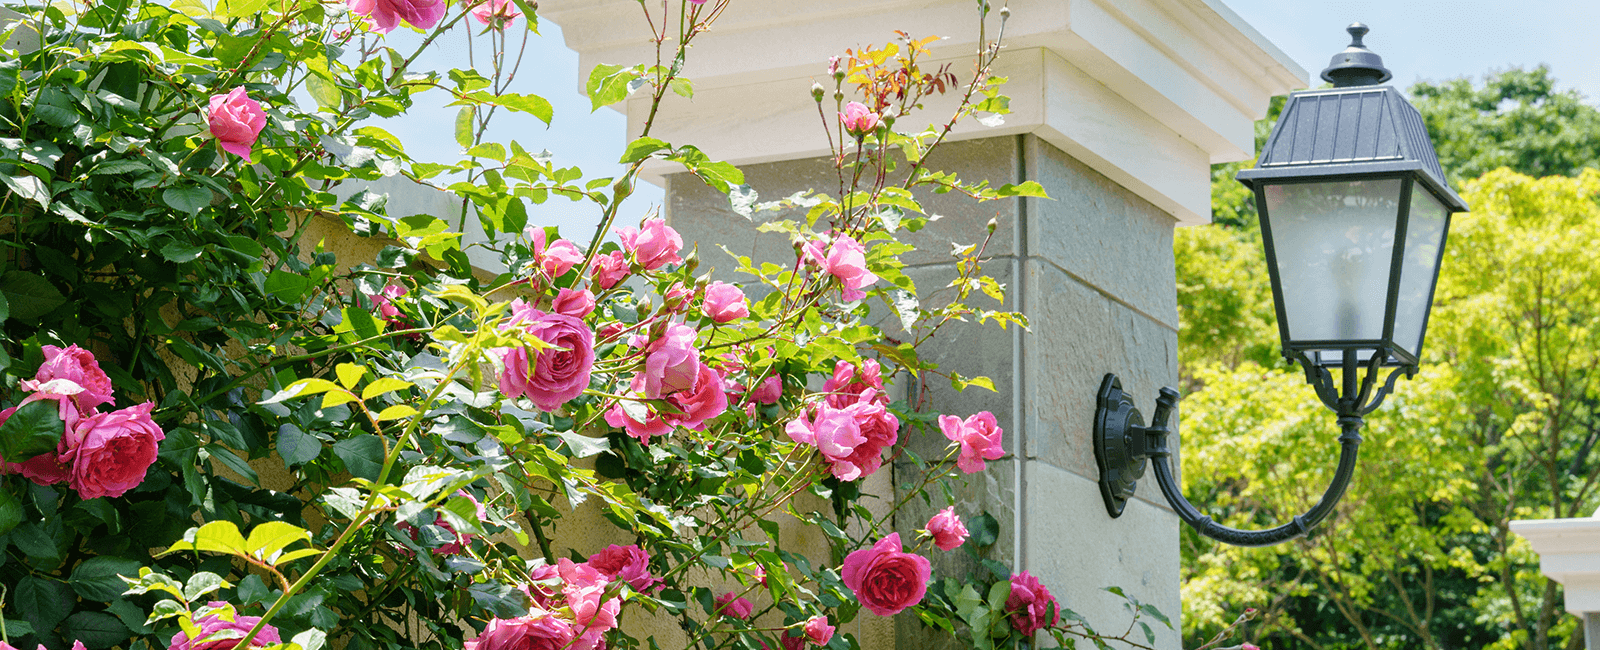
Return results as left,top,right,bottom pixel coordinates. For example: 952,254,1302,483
665,133,1182,648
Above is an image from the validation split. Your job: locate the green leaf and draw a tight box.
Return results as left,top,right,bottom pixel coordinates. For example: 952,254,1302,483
167,520,249,557
620,137,670,164
217,0,270,18
0,488,20,536
0,172,50,208
333,435,384,481
16,575,75,634
306,73,342,111
0,271,63,320
162,186,212,214
105,599,152,635
63,611,130,650
455,105,477,149
555,431,610,459
669,77,693,98
468,583,530,619
693,160,745,193
490,92,553,125
292,629,327,650
362,378,413,399
264,270,313,302
246,521,311,559
209,445,259,485
0,399,65,463
585,63,639,112
70,556,144,601
159,241,206,263
969,511,999,547
341,306,382,342
181,571,230,601
276,424,321,466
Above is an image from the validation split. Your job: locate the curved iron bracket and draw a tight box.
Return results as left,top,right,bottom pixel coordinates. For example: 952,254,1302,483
1093,360,1408,546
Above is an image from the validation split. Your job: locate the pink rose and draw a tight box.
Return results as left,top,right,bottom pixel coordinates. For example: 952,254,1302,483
552,288,595,318
751,376,782,405
469,0,520,27
833,397,897,480
528,228,586,279
926,507,968,551
702,281,748,323
1005,571,1060,636
814,234,878,301
714,592,753,619
840,533,930,616
639,324,700,398
616,218,683,271
940,411,1004,474
347,0,445,33
605,361,727,441
823,359,885,409
804,616,834,646
781,636,805,650
558,559,619,634
1243,645,1261,650
170,605,281,650
465,613,577,650
589,544,660,593
839,101,880,136
34,344,113,411
370,285,407,320
499,300,596,412
785,404,867,480
207,88,267,162
65,402,165,499
589,251,629,290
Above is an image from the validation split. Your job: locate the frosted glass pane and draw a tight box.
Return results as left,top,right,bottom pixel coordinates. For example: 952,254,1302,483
1263,179,1402,343
1393,189,1448,356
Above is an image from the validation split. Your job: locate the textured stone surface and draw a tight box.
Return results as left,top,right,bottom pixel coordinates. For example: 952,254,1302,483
1024,461,1181,650
1021,258,1180,510
1023,136,1179,329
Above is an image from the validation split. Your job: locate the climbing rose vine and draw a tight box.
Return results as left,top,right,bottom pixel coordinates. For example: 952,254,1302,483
0,0,1179,649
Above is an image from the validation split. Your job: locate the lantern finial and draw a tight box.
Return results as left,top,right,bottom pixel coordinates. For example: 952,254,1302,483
1321,22,1393,87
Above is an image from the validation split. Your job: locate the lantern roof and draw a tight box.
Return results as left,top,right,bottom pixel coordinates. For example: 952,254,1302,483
1236,85,1469,212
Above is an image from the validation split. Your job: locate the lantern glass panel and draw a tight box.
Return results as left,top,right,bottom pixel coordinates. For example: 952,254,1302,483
1263,179,1403,345
1392,187,1448,357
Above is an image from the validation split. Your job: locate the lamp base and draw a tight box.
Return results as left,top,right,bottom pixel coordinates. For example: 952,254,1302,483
1094,374,1146,518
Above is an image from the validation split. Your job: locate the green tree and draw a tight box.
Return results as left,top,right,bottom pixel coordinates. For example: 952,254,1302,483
1414,66,1600,185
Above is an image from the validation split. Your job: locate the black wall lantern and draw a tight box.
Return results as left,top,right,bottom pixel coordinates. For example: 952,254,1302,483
1093,24,1471,547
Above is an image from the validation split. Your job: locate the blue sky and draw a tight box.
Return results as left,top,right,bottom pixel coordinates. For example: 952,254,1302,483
368,1,1600,238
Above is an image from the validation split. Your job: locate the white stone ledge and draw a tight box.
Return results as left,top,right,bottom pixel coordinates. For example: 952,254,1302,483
1510,516,1600,615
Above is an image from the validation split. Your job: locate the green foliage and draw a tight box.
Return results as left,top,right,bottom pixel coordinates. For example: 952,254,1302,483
1414,66,1600,185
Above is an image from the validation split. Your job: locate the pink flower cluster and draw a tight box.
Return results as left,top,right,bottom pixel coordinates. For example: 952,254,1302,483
1,345,165,499
785,360,897,481
925,507,969,551
616,218,683,271
803,233,878,301
940,411,1005,473
604,323,727,441
469,546,656,650
170,603,281,650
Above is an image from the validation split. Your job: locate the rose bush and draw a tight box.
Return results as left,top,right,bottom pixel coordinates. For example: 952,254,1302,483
0,0,1176,649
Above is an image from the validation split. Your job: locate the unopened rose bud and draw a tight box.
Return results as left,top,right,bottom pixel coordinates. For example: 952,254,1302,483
681,248,700,274
986,217,998,234
811,82,825,101
833,90,845,102
999,6,1010,19
612,176,633,202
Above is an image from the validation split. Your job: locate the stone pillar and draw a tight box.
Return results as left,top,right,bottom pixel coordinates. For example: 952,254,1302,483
543,1,1305,647
1511,514,1600,649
